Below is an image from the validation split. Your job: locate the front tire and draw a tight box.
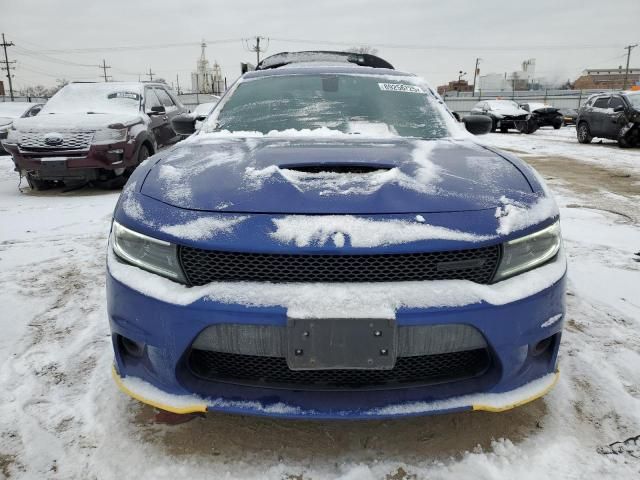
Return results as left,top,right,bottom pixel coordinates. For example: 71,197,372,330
96,144,151,189
618,135,633,149
577,122,593,144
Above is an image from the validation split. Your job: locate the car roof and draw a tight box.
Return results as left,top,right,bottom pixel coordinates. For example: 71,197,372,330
69,81,168,88
243,65,415,80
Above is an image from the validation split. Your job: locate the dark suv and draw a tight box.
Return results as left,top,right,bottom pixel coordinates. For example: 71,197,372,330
1,81,187,189
576,91,640,148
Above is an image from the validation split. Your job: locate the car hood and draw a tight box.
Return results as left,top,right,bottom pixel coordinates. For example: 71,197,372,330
141,136,535,214
0,117,13,128
532,107,560,114
492,106,529,117
12,112,143,131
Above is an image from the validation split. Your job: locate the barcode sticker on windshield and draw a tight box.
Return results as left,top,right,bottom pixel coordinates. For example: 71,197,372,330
107,92,141,101
378,83,424,93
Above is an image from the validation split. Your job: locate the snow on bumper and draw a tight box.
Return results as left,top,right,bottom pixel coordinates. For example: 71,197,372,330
107,244,566,419
112,364,560,418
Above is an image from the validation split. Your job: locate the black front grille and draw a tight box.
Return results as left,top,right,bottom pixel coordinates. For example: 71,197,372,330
188,349,491,390
179,245,500,286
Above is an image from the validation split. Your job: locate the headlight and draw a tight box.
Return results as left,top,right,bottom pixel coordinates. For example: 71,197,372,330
494,220,561,282
5,128,20,144
93,128,127,144
0,124,11,133
111,221,186,282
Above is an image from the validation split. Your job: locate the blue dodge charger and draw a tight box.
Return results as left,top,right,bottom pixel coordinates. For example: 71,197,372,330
107,52,566,419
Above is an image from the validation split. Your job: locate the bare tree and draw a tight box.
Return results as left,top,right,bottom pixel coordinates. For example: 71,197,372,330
346,46,379,56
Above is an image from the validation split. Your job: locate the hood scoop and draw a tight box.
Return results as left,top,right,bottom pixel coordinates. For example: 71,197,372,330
280,163,393,174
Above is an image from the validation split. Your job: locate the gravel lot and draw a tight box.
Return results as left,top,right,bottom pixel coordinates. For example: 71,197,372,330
0,127,639,479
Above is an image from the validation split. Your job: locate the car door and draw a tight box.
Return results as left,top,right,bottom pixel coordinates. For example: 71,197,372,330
589,96,610,136
154,87,181,145
606,96,626,139
144,87,166,148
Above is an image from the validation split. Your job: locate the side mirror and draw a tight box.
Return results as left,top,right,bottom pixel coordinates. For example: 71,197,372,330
613,105,624,113
148,105,165,115
195,115,208,121
171,113,196,135
463,115,493,135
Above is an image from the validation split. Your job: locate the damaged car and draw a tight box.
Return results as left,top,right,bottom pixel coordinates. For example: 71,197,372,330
0,102,44,153
470,99,537,134
576,91,640,148
107,51,566,419
1,81,186,189
521,103,564,129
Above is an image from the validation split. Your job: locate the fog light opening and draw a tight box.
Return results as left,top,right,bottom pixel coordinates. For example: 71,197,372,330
532,336,554,357
118,335,145,358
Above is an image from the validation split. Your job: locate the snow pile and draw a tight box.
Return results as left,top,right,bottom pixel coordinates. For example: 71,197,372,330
242,139,446,195
368,372,558,416
495,195,559,235
198,126,397,141
411,140,441,184
269,215,493,248
119,373,304,416
159,216,247,241
243,164,438,196
107,248,566,318
541,313,563,328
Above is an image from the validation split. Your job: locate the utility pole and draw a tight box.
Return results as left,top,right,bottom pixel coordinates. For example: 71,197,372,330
623,44,637,90
472,57,481,96
175,74,181,95
1,33,16,101
100,59,112,82
146,68,155,81
244,36,269,65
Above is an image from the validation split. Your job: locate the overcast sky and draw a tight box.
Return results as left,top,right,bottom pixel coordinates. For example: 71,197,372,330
3,0,640,92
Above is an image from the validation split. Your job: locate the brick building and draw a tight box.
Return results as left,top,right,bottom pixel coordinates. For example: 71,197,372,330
574,67,640,90
437,79,474,95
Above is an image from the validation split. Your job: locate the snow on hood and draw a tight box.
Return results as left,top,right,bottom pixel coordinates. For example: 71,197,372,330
12,112,143,131
269,215,494,248
0,117,13,127
487,101,529,117
495,195,559,235
142,135,535,215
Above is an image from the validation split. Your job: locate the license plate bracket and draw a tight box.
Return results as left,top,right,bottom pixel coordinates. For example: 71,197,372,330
287,318,397,370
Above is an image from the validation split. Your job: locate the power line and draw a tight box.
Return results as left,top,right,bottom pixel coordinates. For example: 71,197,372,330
1,33,16,100
623,44,638,90
15,38,243,54
243,36,269,65
13,45,99,67
100,59,112,82
269,37,631,52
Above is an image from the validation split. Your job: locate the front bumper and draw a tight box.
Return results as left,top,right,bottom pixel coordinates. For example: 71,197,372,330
3,141,133,181
107,251,567,419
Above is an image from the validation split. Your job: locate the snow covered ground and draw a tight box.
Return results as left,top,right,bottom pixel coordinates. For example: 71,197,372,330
0,128,639,479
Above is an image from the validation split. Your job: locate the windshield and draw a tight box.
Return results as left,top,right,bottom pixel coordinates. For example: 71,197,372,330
41,83,142,115
0,102,33,118
627,93,640,108
205,74,450,139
